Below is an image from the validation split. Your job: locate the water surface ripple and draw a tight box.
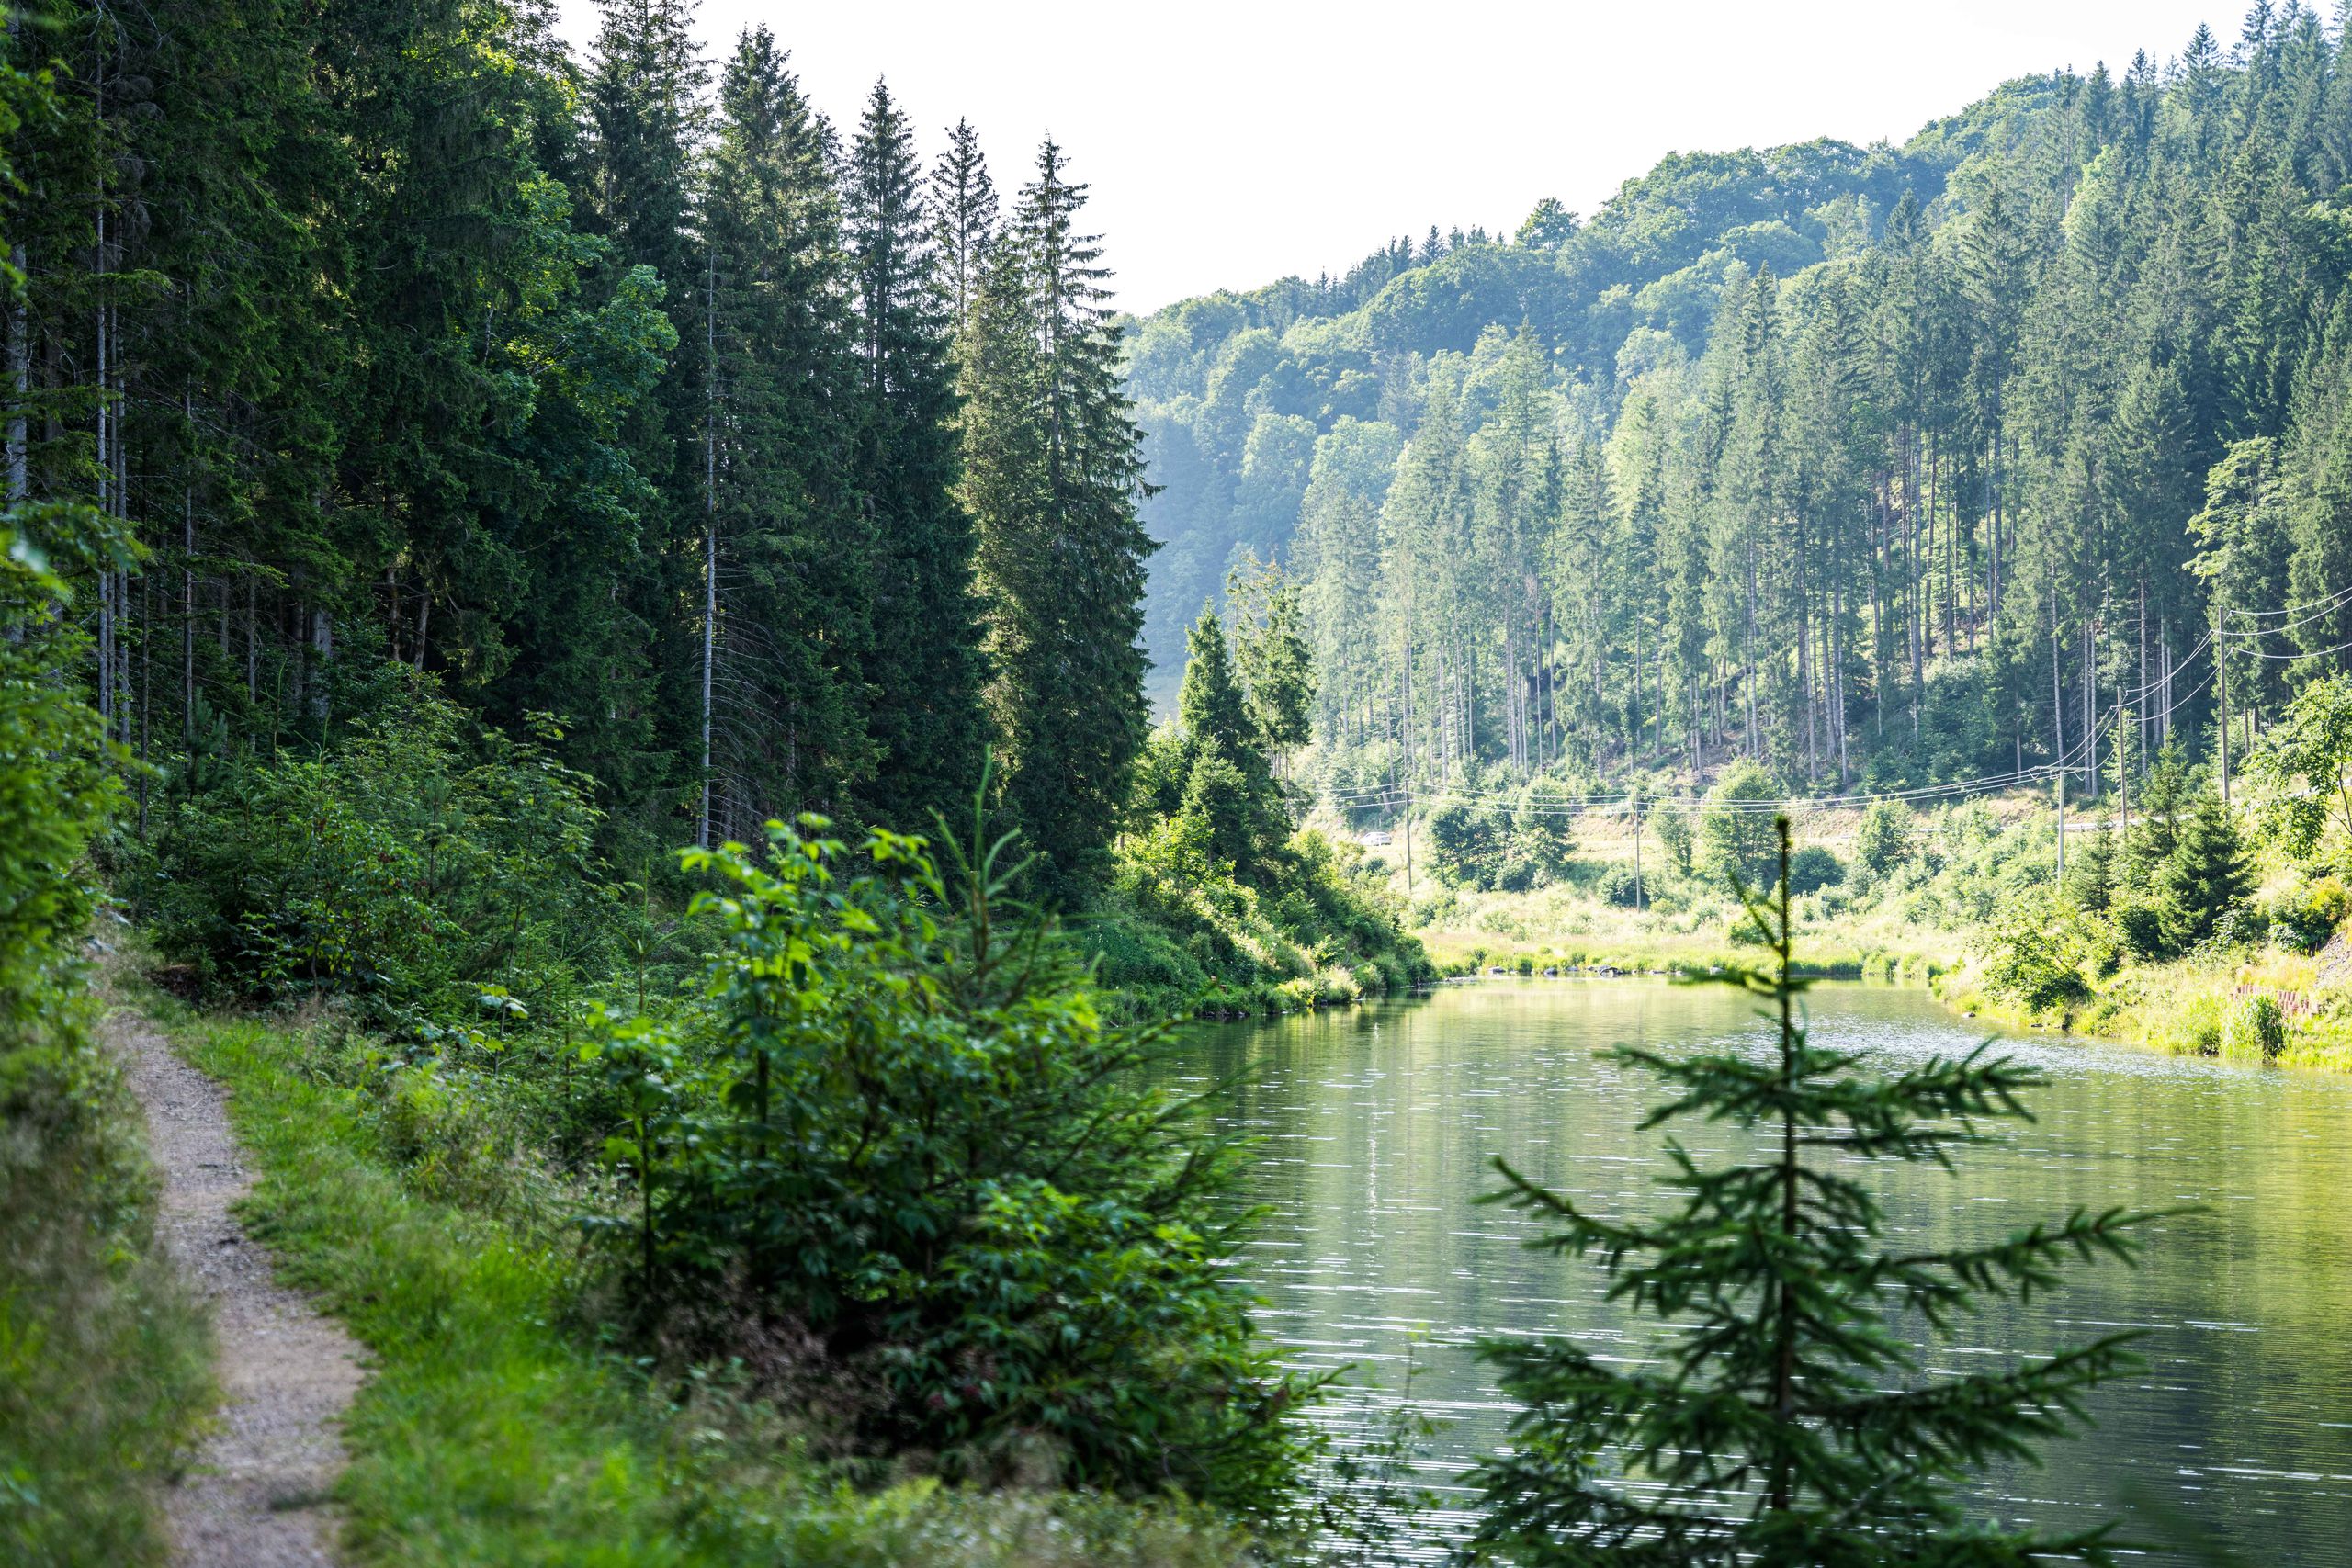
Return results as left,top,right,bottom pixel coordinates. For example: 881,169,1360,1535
1179,979,2352,1563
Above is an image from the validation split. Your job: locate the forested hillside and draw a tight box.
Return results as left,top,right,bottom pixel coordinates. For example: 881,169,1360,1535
1131,10,2352,803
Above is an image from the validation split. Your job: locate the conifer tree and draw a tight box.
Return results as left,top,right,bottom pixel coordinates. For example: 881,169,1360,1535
929,117,997,338
1227,555,1317,777
697,26,870,830
842,78,988,837
584,0,711,825
1173,604,1281,874
963,139,1154,897
1472,818,2155,1567
2157,792,2253,951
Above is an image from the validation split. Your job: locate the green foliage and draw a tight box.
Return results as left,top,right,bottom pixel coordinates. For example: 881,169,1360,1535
164,1008,1261,1568
1699,760,1781,887
1652,801,1695,875
1226,554,1317,764
1168,606,1292,880
1513,780,1580,885
1978,892,2096,1015
2222,992,2289,1062
2156,795,2255,955
133,679,618,1032
2267,874,2350,953
2127,744,2193,876
2109,894,2170,962
1594,863,1645,908
1784,843,1843,897
845,80,990,836
1101,822,1430,1018
1853,798,1916,878
2067,826,2122,914
2,238,208,1562
1427,798,1513,890
592,811,1315,1516
965,141,1156,899
1472,819,2153,1566
2249,672,2352,861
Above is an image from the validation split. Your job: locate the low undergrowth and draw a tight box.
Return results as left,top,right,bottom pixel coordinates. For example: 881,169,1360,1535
1088,827,1433,1021
149,988,1261,1568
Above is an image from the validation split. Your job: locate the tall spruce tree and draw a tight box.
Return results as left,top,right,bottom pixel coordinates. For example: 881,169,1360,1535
929,117,997,340
584,0,709,834
1472,819,2156,1567
842,79,987,837
698,26,868,833
963,139,1154,897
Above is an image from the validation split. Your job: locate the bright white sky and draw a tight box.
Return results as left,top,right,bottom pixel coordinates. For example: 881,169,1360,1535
550,1,2256,314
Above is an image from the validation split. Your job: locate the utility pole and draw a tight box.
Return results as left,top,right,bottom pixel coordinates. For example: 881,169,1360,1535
2217,590,2231,809
1632,798,1645,911
2118,706,2131,866
2055,771,2066,886
1401,774,1415,897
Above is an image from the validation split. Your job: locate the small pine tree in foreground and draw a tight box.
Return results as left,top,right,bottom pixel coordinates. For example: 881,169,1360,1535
1470,817,2165,1567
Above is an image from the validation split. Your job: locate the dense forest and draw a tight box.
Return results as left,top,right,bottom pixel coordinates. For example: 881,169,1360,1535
1132,6,2352,805
0,0,1159,892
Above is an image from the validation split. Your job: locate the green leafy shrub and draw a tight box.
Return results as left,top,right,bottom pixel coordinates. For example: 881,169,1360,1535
1510,780,1577,885
1854,797,1915,877
2247,672,2352,861
1596,862,1644,908
1700,760,1781,888
1651,801,1695,874
1976,895,2092,1014
1786,843,1843,896
1426,798,1511,889
2222,992,2289,1062
2267,874,2350,953
2108,894,2166,961
594,812,1317,1517
132,679,619,1030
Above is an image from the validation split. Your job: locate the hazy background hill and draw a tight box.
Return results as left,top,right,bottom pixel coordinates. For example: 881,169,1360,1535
1124,73,2065,710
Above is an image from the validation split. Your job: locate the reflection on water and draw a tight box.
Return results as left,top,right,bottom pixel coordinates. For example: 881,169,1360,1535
1178,980,2352,1562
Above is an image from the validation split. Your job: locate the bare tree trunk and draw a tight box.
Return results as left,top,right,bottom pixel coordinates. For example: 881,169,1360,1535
699,250,718,852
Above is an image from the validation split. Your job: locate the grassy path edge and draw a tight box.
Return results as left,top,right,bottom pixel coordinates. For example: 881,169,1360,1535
140,993,1255,1567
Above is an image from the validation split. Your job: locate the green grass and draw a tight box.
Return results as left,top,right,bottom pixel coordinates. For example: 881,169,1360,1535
1937,945,2352,1072
148,994,1258,1566
0,977,211,1567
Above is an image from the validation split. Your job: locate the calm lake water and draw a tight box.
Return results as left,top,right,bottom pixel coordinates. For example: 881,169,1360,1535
1180,980,2352,1562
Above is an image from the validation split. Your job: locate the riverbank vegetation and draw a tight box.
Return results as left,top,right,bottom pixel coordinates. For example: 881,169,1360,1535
142,983,1261,1568
7,0,2349,1557
1117,0,2352,1070
1368,680,2352,1069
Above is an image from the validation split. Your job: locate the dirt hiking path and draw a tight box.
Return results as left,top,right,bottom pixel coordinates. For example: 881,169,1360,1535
107,1005,364,1568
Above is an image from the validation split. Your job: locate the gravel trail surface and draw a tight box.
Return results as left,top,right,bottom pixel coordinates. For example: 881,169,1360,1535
108,1006,363,1568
